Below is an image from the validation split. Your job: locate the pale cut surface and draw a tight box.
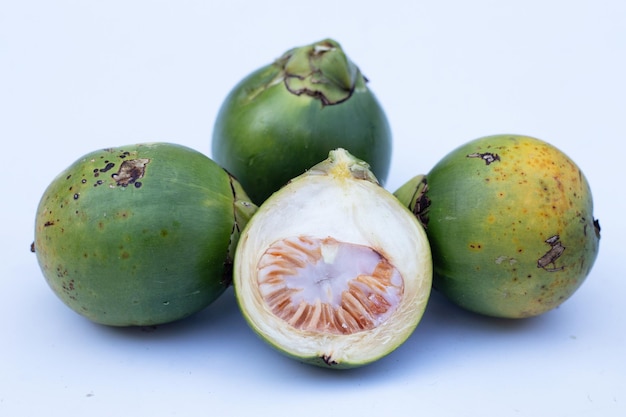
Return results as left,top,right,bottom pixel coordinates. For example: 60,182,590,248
234,169,432,366
258,236,403,335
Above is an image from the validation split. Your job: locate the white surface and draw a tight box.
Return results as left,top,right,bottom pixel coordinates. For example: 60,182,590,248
1,1,624,416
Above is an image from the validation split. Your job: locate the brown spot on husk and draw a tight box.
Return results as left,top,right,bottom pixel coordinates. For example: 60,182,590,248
112,159,150,187
537,235,566,272
467,152,501,165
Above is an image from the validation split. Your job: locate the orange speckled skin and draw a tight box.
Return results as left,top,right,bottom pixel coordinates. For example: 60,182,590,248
399,135,600,318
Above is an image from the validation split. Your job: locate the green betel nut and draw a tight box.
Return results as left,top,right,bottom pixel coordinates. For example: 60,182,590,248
234,149,432,368
33,142,257,326
212,38,392,204
395,134,600,318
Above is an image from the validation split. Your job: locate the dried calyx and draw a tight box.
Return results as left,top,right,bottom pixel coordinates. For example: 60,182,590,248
275,39,364,105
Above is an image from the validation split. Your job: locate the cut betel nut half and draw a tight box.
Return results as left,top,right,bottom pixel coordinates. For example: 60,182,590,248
233,148,432,368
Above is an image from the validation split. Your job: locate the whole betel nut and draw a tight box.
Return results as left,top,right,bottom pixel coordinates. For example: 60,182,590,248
212,38,392,204
395,134,600,318
33,142,257,326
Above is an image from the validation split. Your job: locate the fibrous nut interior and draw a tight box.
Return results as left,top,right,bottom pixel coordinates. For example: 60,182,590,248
257,235,403,335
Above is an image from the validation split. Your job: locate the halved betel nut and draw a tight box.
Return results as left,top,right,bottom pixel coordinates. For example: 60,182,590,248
234,149,432,368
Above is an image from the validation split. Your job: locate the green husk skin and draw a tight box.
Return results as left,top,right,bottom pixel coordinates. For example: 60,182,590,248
267,349,371,370
394,174,427,222
211,38,392,204
33,142,257,326
395,134,600,318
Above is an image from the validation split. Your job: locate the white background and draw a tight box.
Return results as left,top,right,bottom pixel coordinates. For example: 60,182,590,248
1,1,624,416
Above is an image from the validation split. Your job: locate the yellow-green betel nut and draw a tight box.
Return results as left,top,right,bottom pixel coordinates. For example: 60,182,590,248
212,38,392,204
234,149,432,368
394,134,600,318
33,142,257,326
